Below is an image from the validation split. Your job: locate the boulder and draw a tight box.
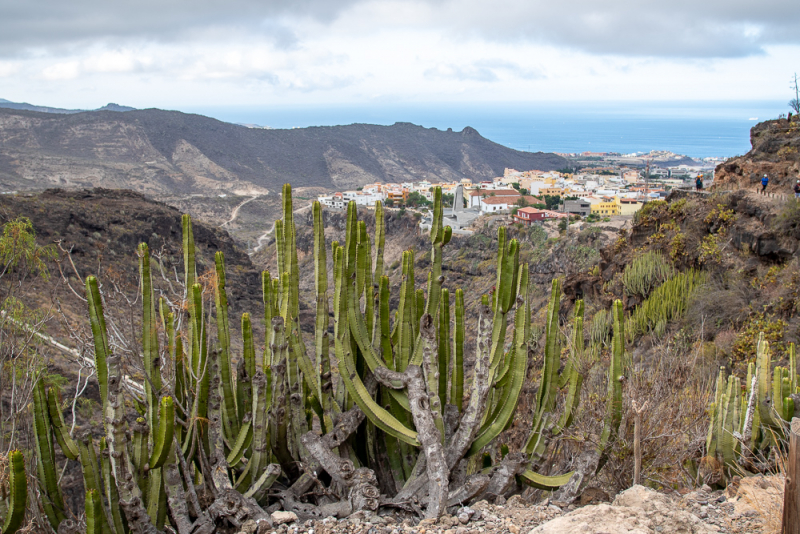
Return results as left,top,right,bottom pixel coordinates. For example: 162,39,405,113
528,485,718,534
270,511,298,525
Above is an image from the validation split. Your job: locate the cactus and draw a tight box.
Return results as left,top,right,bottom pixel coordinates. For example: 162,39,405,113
706,334,799,478
1,450,27,534
31,184,631,528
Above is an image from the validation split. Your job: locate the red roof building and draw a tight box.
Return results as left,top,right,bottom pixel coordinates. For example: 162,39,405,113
513,207,568,225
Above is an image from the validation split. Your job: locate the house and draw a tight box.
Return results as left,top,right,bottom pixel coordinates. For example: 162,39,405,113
342,191,384,206
590,199,620,216
386,188,409,203
318,192,345,210
617,198,643,216
479,196,514,213
561,200,591,217
513,207,568,225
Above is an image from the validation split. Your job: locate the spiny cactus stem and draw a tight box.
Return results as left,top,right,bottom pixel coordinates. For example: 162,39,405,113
446,304,493,469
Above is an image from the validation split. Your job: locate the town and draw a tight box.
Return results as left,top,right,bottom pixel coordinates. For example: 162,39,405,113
316,150,715,231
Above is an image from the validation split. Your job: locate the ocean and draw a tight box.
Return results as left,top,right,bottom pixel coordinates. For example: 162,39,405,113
187,100,788,159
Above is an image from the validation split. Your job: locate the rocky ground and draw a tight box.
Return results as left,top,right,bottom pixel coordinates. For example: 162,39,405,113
233,477,782,534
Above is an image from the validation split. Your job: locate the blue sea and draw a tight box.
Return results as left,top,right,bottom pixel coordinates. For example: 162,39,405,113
186,101,788,159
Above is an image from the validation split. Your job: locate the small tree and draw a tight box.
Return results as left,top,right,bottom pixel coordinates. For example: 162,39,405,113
0,217,57,451
790,72,800,114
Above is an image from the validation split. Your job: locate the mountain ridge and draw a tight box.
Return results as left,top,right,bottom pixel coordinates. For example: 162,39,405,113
0,106,567,196
0,98,136,114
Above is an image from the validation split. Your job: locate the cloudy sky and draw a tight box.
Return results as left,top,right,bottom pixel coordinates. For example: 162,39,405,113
1,0,798,109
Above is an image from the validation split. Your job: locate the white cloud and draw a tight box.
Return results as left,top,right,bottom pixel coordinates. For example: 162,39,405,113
0,1,795,107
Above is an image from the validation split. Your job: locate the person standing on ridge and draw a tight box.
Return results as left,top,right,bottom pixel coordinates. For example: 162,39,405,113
695,174,703,191
761,174,769,194
794,179,800,199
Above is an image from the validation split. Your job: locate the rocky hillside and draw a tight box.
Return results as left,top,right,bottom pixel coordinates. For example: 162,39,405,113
0,188,263,337
714,115,800,192
0,107,567,196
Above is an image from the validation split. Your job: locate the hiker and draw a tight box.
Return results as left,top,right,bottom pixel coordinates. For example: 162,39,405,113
794,179,800,199
695,175,703,191
761,174,769,194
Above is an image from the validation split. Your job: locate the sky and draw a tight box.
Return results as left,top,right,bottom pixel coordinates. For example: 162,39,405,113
0,0,799,110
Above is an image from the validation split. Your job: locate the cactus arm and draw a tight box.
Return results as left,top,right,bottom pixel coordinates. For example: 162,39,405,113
312,201,335,432
415,288,425,331
282,184,301,321
445,303,493,469
244,464,281,501
374,201,386,285
182,214,196,293
360,221,375,339
437,288,450,409
467,343,526,456
289,329,321,406
46,387,80,460
226,419,253,467
78,439,113,534
85,490,104,534
1,450,27,534
450,288,465,412
33,380,67,530
268,318,296,478
189,283,210,456
213,251,240,442
147,397,175,470
553,366,583,435
262,270,274,367
720,376,738,466
145,469,166,530
106,353,159,534
139,243,162,439
378,277,393,367
86,276,110,422
347,270,411,411
239,312,255,420
519,470,574,490
553,300,584,434
275,218,286,288
599,300,625,452
537,278,561,414
467,265,530,455
336,336,420,446
100,438,128,534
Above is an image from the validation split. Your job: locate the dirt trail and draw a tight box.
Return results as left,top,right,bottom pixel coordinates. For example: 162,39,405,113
222,194,261,228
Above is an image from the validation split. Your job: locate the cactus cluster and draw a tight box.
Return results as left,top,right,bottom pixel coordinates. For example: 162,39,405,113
704,333,798,481
29,184,626,532
626,269,707,341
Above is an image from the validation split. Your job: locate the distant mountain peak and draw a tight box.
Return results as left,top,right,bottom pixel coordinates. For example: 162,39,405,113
0,99,135,114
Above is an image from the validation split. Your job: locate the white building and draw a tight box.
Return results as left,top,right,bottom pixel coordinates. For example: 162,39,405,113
342,191,384,206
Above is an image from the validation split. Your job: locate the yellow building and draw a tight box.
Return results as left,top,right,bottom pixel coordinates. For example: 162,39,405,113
591,200,620,216
616,197,643,216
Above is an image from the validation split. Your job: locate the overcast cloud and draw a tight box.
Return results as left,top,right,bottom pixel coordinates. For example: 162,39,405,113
0,0,797,106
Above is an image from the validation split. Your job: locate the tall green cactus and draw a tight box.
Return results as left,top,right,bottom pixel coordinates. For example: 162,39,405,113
1,451,27,534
